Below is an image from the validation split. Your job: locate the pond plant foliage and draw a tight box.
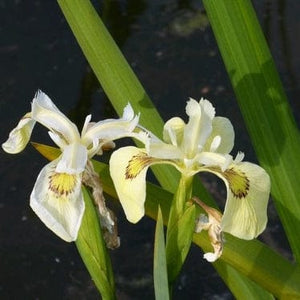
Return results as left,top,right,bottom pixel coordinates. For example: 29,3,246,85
2,0,300,299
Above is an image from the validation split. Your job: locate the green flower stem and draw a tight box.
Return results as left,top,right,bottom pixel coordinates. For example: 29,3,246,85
165,174,196,286
76,187,116,300
166,174,193,227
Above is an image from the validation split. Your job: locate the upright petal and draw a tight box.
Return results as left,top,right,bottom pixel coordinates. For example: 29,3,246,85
183,98,215,157
56,143,88,174
203,117,234,154
2,113,35,154
163,117,185,146
204,162,270,239
122,103,135,120
109,146,152,223
30,159,85,242
32,90,80,144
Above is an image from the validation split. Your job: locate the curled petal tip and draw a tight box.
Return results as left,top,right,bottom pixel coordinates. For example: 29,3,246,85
2,114,35,154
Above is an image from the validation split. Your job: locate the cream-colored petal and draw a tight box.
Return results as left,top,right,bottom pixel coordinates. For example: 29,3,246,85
163,117,185,146
204,162,270,239
82,104,139,146
81,114,92,137
30,159,84,242
196,152,233,172
32,90,80,144
2,113,35,154
122,103,135,120
203,117,234,154
149,141,184,159
56,143,88,174
109,146,152,223
183,98,215,157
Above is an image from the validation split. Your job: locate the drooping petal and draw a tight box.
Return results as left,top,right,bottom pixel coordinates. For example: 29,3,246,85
203,117,234,154
30,159,85,242
56,143,88,174
204,162,270,239
2,113,35,154
183,98,215,157
32,90,80,144
109,146,159,223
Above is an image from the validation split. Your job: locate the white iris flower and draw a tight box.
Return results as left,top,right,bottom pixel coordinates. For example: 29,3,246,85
2,90,140,242
109,98,270,240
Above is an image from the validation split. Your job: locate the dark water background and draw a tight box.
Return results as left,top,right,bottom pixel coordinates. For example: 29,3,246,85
0,0,299,299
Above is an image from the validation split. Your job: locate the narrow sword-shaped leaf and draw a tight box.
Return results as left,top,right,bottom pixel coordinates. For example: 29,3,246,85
203,0,300,261
154,207,170,300
76,187,116,299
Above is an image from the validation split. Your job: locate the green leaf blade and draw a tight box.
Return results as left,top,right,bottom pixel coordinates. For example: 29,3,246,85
203,0,300,260
165,204,196,284
154,207,170,300
56,0,294,297
76,187,116,299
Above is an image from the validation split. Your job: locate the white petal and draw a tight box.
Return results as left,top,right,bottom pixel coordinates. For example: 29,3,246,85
48,131,66,149
149,141,184,159
234,151,245,163
82,107,139,147
197,152,233,172
2,113,35,154
122,103,135,120
203,252,219,262
81,114,92,137
203,117,234,154
221,162,270,239
199,98,216,120
30,159,85,242
56,143,88,174
210,136,221,152
109,146,150,223
204,162,270,239
183,98,214,157
163,117,185,146
32,90,80,144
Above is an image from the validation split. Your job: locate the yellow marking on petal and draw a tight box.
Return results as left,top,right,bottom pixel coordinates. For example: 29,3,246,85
48,172,78,198
126,153,154,179
224,167,250,199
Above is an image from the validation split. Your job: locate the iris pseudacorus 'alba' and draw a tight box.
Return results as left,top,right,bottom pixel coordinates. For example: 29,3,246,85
2,90,142,242
109,98,270,244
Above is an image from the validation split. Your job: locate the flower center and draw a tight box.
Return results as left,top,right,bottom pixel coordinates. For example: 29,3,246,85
48,172,78,197
125,153,153,179
224,167,250,198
